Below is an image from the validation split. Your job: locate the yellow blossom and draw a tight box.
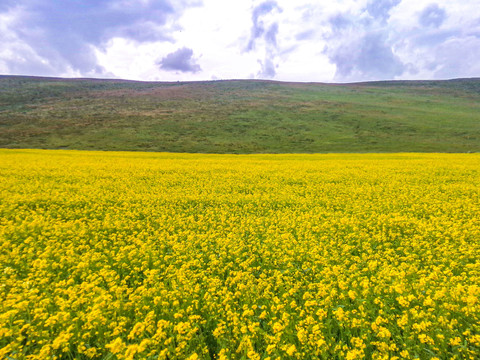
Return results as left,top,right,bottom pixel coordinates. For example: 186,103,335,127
106,338,126,354
286,344,296,356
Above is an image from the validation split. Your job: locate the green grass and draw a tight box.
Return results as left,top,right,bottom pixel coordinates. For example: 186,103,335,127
1,76,479,153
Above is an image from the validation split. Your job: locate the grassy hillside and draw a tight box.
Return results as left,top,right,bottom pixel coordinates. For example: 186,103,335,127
0,76,479,153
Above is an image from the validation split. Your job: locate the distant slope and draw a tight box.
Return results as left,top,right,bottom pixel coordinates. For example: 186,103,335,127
0,75,479,153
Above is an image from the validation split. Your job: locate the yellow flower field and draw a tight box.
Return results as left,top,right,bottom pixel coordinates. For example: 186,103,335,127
1,150,479,360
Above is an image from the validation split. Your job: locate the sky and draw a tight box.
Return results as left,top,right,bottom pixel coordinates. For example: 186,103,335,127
1,0,479,83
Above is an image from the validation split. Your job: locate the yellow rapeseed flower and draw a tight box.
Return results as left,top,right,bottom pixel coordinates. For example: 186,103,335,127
1,150,479,359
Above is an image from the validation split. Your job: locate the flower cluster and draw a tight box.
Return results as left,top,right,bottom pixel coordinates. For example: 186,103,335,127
1,150,479,359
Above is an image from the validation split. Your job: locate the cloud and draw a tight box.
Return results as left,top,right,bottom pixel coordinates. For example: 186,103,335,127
1,0,479,82
432,36,480,78
326,32,405,81
264,22,279,48
159,47,201,73
397,18,480,80
246,1,281,79
322,2,475,82
0,0,199,77
247,1,281,51
258,57,276,78
413,29,458,47
366,0,401,23
329,14,352,32
324,2,408,82
0,0,16,12
295,29,315,41
419,4,446,28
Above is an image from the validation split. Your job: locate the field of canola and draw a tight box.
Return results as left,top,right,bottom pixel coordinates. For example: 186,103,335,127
1,149,479,360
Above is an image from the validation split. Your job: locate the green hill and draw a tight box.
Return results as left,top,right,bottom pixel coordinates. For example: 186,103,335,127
0,75,479,153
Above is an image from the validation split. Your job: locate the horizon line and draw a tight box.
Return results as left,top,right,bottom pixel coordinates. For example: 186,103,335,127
1,74,479,86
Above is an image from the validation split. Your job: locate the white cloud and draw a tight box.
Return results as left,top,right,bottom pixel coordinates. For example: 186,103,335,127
1,0,480,82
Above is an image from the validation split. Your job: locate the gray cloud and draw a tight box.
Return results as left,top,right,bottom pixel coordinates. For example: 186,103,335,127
247,1,281,51
324,2,409,82
419,4,446,28
329,14,352,33
246,1,281,79
159,47,201,73
433,37,480,78
413,30,458,47
387,5,480,80
366,0,401,23
401,23,480,79
327,32,404,81
325,2,474,82
295,29,315,41
264,22,279,48
258,57,276,78
0,0,16,11
0,0,198,76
